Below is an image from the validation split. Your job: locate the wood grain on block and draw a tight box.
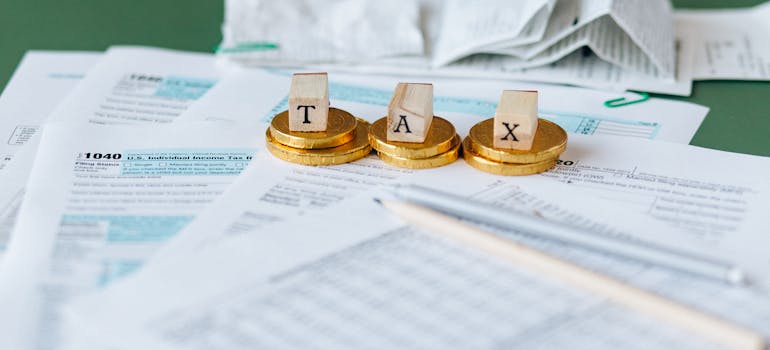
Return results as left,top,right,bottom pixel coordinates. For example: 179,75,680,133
387,83,433,143
289,72,329,132
493,90,538,150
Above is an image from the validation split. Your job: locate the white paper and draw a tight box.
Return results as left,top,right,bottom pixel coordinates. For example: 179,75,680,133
221,0,686,95
49,46,221,124
220,0,424,64
0,48,224,257
431,0,555,66
0,137,40,260
176,69,289,126
0,51,100,170
677,2,770,80
435,40,692,96
64,128,770,349
488,0,605,59
0,52,100,258
0,122,261,349
480,0,675,78
139,129,770,284
182,69,706,143
536,135,770,286
65,193,729,350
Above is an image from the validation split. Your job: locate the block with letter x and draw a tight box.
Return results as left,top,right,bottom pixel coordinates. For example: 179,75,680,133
493,90,538,150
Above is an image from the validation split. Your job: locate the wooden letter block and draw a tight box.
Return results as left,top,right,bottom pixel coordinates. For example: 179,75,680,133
493,90,538,150
288,72,329,132
387,83,433,143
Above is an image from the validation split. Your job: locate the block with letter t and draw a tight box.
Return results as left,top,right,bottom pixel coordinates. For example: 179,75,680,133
387,83,433,143
288,72,329,132
493,90,538,150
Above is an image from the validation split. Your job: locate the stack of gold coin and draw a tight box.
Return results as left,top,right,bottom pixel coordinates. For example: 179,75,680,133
368,116,461,169
463,118,567,175
265,108,372,165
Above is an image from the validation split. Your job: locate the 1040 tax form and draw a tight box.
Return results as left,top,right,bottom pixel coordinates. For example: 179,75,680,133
0,122,261,350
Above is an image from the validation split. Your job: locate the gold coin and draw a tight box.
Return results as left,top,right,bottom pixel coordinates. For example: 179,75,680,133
462,137,556,176
266,118,372,166
376,136,461,169
468,118,567,164
270,107,358,149
369,116,457,159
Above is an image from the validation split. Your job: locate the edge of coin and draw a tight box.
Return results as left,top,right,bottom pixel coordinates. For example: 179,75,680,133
368,116,457,159
377,135,461,169
462,137,556,176
468,118,567,164
269,107,358,149
265,119,372,166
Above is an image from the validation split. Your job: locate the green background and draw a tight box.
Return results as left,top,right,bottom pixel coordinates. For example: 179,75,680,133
1,0,767,155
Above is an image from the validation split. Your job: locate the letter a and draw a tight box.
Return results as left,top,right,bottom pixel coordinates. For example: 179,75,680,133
393,115,412,133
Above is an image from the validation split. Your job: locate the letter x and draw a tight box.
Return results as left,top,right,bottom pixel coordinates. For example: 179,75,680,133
500,122,519,141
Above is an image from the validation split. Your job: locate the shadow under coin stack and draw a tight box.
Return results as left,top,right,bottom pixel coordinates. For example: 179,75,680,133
463,90,567,175
265,73,371,165
369,83,460,169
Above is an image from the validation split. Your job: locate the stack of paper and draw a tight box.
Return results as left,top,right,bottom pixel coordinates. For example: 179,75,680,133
0,44,768,349
219,0,770,96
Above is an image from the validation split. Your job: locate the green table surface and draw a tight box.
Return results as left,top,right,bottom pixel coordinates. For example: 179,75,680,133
1,0,768,156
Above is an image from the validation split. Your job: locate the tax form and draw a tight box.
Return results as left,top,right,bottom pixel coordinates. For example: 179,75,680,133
0,51,100,170
0,51,100,258
77,109,765,349
0,122,260,350
49,46,221,124
181,69,707,144
128,131,770,286
676,2,770,80
64,195,728,350
66,134,770,349
0,48,222,257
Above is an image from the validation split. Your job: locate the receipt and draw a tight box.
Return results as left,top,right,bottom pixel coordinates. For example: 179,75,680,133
480,1,676,78
221,0,686,95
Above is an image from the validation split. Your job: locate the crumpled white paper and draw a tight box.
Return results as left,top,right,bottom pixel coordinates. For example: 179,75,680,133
221,0,424,65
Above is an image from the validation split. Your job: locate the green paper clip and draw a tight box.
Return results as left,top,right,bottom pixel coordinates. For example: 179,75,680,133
604,91,649,108
215,42,280,54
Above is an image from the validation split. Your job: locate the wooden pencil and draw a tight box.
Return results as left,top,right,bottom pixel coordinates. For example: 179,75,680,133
379,199,766,350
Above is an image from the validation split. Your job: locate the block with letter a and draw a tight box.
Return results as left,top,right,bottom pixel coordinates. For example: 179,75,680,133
387,83,433,143
288,72,330,132
493,90,538,150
